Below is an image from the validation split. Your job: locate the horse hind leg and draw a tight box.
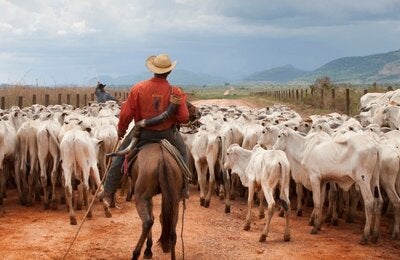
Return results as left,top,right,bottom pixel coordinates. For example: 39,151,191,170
132,198,154,260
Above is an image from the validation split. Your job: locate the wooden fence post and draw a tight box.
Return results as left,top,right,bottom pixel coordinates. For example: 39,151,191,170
311,88,314,96
346,88,350,115
1,97,5,109
18,96,23,108
331,88,335,108
76,94,80,108
91,93,95,101
67,94,71,105
320,89,324,108
84,94,87,106
45,94,50,106
300,89,303,100
58,93,62,104
296,89,299,100
32,94,37,105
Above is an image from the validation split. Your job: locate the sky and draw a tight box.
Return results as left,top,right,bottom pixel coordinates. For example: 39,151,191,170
1,0,400,85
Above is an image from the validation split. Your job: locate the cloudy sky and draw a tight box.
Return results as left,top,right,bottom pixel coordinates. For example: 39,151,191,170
1,0,400,85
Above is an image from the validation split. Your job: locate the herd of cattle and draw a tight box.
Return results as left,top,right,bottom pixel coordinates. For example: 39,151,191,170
1,89,400,245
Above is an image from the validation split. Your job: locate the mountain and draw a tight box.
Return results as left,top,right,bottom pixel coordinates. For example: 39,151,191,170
297,49,400,84
87,69,228,87
244,65,309,82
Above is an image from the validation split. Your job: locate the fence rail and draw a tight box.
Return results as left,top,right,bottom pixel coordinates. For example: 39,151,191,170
0,86,130,109
252,87,379,116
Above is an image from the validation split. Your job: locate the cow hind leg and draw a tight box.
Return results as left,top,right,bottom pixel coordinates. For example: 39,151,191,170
259,186,276,242
358,183,374,244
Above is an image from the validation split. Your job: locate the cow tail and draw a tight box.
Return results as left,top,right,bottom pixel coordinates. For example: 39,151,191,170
278,161,290,211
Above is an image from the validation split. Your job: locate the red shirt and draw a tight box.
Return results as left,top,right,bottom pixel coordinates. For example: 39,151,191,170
118,77,189,134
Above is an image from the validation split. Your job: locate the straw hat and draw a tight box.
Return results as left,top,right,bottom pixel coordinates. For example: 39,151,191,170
146,54,177,74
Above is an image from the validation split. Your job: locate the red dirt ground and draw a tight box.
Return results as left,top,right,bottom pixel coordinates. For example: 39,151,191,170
0,99,399,260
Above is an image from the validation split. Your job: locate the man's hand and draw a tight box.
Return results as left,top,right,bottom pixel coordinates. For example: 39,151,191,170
135,119,146,128
117,128,125,140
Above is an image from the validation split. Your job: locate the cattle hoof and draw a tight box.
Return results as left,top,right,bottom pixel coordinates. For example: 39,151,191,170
87,211,93,219
359,236,368,245
346,216,354,223
200,198,205,207
284,234,291,242
204,200,210,208
44,203,50,210
229,194,236,201
371,232,379,243
219,194,225,200
332,219,339,226
105,209,112,218
60,197,66,204
35,195,42,202
390,233,398,240
19,197,27,206
0,197,3,205
310,227,318,234
225,205,230,214
132,251,140,260
50,200,58,210
76,203,82,211
278,210,284,218
308,219,314,226
259,213,265,219
26,199,33,207
70,216,77,225
296,210,302,217
243,223,251,231
259,234,266,242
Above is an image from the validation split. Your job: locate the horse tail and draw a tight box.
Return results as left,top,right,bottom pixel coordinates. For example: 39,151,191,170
158,146,179,253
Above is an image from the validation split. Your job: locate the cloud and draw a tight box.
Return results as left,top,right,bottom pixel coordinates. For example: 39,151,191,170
0,0,400,84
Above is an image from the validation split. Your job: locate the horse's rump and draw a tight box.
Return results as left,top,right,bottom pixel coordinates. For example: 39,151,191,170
132,142,183,253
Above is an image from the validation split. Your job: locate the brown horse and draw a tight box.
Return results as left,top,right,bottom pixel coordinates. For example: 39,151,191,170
130,142,183,260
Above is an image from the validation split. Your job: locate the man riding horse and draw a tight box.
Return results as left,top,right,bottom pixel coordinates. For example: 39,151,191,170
97,53,191,204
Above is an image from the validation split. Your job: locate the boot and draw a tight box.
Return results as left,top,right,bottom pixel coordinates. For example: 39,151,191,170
96,189,113,207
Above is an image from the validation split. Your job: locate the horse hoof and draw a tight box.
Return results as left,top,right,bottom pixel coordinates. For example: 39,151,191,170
243,223,251,231
225,205,230,214
296,210,302,217
204,200,210,208
70,217,77,225
310,227,318,235
143,250,152,259
259,213,265,219
200,198,205,207
259,234,266,242
284,234,291,242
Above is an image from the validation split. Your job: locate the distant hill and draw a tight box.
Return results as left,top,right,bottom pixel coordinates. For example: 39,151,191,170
87,69,228,87
244,65,309,82
297,49,400,84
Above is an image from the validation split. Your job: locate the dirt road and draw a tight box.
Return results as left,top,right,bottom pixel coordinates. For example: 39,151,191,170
0,99,399,260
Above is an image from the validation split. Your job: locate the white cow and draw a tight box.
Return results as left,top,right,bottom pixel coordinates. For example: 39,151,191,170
60,128,111,225
300,130,382,244
224,144,291,242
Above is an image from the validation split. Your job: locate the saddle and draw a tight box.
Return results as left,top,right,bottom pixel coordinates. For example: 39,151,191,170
122,139,192,183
